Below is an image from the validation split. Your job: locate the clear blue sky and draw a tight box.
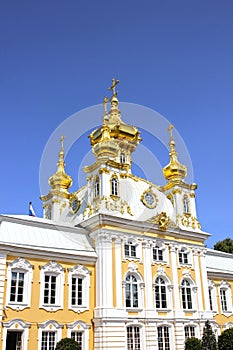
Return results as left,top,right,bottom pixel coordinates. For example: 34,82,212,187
1,1,233,248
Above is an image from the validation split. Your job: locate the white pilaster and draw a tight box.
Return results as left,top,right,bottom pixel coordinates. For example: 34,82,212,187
143,241,153,311
114,237,123,308
193,248,203,311
169,244,182,317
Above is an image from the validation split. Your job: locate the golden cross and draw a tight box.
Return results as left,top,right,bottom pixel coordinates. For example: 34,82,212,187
102,96,109,114
108,78,120,95
168,124,174,140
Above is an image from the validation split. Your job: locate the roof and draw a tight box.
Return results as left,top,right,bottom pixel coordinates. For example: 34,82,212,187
206,249,233,276
0,215,97,261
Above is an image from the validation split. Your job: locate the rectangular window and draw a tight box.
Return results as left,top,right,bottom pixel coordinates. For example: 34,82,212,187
157,326,170,350
124,244,136,258
127,326,140,350
220,289,228,312
153,247,163,261
44,275,56,305
41,331,56,350
10,272,24,303
71,331,83,349
71,277,83,306
179,251,188,264
184,326,195,339
209,288,213,311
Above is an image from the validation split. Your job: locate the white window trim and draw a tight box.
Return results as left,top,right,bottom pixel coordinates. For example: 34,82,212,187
208,280,218,313
6,258,33,310
126,322,144,350
184,323,198,339
153,268,173,311
180,273,197,312
157,323,174,350
68,265,90,313
123,266,144,311
123,238,142,261
38,320,63,350
178,246,192,267
219,280,232,316
39,261,64,312
67,320,91,350
2,318,30,350
152,241,168,264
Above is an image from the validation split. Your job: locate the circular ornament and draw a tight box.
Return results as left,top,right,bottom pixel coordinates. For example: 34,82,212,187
141,189,158,209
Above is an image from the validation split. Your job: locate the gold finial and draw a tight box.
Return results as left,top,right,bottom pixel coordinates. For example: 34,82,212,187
108,78,120,96
48,135,72,191
163,125,187,182
102,96,109,114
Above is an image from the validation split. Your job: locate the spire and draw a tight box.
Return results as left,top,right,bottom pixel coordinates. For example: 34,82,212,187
163,125,187,182
48,135,72,191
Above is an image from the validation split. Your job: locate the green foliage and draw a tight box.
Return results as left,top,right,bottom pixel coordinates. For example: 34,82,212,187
185,337,202,350
214,237,233,253
218,328,233,350
55,337,81,350
201,320,217,350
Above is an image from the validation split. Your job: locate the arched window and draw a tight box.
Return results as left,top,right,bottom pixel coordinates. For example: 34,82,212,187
125,274,138,308
155,277,167,309
94,177,100,198
181,279,192,310
183,195,190,214
111,176,119,196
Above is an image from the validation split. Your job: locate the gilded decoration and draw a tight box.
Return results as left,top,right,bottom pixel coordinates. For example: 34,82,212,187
177,214,201,230
154,212,170,231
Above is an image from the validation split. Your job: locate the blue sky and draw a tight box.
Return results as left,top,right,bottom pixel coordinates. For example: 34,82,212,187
0,1,233,248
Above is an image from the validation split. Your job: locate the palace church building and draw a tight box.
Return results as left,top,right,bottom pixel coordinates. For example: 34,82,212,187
0,80,233,350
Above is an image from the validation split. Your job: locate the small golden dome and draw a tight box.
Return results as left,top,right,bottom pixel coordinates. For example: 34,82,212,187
163,125,187,182
48,136,72,191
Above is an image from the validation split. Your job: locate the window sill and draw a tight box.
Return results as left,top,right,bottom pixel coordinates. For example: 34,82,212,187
69,306,89,313
7,303,29,311
126,308,143,313
40,304,63,312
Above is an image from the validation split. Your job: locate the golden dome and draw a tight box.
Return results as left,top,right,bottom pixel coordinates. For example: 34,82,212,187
48,136,72,191
163,125,187,182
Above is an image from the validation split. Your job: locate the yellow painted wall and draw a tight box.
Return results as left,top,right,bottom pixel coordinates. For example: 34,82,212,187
1,255,95,350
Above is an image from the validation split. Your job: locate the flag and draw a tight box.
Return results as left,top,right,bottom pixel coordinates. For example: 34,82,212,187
29,202,36,217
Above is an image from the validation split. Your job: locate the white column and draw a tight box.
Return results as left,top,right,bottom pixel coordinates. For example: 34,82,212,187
95,232,113,312
0,254,7,341
114,237,123,308
193,248,203,310
169,244,181,317
200,248,210,311
143,241,153,310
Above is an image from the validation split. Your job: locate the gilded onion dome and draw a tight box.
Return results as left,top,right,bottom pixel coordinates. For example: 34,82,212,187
163,125,187,182
48,135,72,191
89,79,141,161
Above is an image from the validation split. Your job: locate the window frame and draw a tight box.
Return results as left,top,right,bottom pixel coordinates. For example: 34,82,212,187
124,271,144,310
126,325,141,350
111,176,119,196
68,265,90,312
6,258,33,310
208,280,218,313
39,261,64,311
94,176,100,198
180,279,193,310
38,320,62,350
178,247,191,266
157,325,172,350
219,281,232,315
184,325,196,339
2,319,30,350
67,320,91,350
